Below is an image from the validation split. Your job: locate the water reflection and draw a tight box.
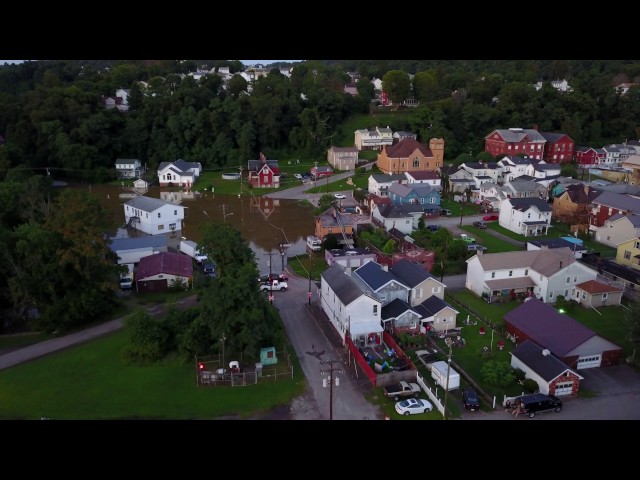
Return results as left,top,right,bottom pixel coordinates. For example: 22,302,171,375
76,184,316,275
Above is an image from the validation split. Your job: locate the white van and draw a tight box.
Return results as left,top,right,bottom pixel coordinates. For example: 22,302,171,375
306,235,322,252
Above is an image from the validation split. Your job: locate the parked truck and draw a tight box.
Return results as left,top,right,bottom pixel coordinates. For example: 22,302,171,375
430,360,460,390
259,279,288,292
179,240,208,264
306,235,322,252
383,381,421,401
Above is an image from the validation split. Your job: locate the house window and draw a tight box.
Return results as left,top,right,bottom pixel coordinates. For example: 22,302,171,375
491,272,496,278
420,198,424,204
508,145,512,150
549,291,554,299
373,305,378,316
582,292,586,299
430,197,435,204
602,293,608,301
379,293,387,301
635,240,640,249
528,213,531,219
525,269,528,275
413,158,420,168
573,276,577,282
565,290,569,297
157,212,161,218
174,210,177,216
509,270,513,277
566,276,571,283
157,225,164,231
626,250,633,260
432,286,440,293
169,223,176,231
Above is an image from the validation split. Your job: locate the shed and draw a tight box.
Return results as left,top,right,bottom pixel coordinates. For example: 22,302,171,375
260,347,278,365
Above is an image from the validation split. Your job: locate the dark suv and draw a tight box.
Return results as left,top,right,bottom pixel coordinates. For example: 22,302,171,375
462,388,480,411
515,393,562,418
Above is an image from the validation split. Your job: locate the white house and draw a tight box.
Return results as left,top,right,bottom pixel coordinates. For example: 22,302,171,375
320,264,383,346
465,247,598,304
404,170,441,188
354,126,393,151
498,156,533,183
108,235,169,265
498,197,552,236
368,173,406,197
594,213,640,247
371,203,423,235
157,159,202,187
533,79,572,93
115,158,142,179
124,196,186,236
460,162,502,184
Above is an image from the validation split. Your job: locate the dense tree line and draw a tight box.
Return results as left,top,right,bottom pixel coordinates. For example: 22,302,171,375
1,60,640,184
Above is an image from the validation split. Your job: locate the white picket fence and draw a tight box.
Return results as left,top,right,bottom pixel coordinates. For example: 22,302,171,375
416,371,445,416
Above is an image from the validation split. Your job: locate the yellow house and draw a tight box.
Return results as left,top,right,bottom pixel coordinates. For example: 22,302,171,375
616,236,640,270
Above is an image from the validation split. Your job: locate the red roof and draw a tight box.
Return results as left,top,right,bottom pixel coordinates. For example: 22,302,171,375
135,252,193,280
384,138,433,159
575,280,623,294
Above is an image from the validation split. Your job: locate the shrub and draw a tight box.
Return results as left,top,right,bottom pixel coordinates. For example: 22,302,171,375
512,368,526,382
522,378,539,393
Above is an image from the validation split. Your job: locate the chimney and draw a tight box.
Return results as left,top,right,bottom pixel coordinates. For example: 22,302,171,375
542,349,550,356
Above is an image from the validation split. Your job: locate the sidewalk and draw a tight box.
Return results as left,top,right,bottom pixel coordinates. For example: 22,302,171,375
0,295,198,371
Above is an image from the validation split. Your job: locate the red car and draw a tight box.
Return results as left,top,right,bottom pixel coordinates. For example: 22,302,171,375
483,214,499,221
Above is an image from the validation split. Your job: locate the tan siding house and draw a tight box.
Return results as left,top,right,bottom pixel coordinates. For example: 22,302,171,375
616,236,640,269
377,138,444,174
327,147,359,171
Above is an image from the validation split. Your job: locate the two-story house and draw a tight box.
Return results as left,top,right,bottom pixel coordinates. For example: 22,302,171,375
498,156,533,183
327,147,359,171
315,207,355,247
484,128,547,159
595,213,640,248
404,170,441,189
390,259,445,306
500,177,548,201
157,159,202,187
376,138,445,174
371,203,423,235
498,197,552,236
622,155,640,186
115,158,142,179
367,173,406,197
552,184,600,225
320,264,383,346
574,147,601,166
354,126,393,151
616,236,640,270
247,153,280,188
465,248,598,303
124,196,186,236
461,162,502,184
539,132,574,163
447,168,475,193
388,183,440,215
589,191,640,232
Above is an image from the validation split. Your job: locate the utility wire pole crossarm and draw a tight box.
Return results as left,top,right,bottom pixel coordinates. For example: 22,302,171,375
320,359,343,420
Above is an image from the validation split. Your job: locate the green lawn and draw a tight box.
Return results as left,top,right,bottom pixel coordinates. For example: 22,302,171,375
334,111,415,147
439,198,483,217
460,225,523,253
0,330,305,420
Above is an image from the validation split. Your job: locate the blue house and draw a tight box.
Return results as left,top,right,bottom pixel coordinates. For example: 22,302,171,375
388,183,440,215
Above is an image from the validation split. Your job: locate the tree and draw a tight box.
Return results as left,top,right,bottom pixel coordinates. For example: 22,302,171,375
625,300,640,356
382,70,411,107
122,309,173,364
412,70,440,103
480,360,515,387
227,74,248,99
356,77,375,103
560,162,578,178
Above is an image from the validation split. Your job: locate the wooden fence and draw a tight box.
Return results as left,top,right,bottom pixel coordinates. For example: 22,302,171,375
345,336,377,386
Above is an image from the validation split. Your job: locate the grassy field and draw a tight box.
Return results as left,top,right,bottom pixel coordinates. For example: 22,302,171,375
460,225,523,253
0,329,305,420
334,111,416,147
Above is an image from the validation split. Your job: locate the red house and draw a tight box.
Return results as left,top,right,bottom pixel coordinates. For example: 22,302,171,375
484,127,574,163
574,147,606,166
539,132,574,163
310,165,334,179
589,191,640,230
247,153,280,188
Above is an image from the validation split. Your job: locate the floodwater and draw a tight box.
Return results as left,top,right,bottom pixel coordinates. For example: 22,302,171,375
73,184,316,275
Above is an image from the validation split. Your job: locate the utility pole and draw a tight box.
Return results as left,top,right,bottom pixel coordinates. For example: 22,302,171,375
443,338,453,420
320,359,343,420
264,250,274,305
308,253,312,306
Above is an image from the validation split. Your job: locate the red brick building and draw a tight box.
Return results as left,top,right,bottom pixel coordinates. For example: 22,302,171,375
484,127,574,163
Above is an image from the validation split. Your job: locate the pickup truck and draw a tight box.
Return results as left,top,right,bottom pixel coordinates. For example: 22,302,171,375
383,381,421,401
259,280,288,292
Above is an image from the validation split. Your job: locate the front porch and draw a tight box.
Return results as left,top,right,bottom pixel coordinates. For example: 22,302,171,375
484,276,536,303
521,221,551,237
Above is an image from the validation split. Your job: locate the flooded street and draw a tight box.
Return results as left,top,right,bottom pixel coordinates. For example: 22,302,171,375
74,184,317,275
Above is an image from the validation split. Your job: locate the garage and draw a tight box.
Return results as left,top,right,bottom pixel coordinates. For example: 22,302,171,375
577,354,601,369
553,381,574,395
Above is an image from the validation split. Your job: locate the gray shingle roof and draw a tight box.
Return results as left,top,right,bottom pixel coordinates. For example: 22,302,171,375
540,132,570,143
488,128,546,143
504,298,595,357
109,235,168,252
592,191,640,212
511,340,582,382
527,238,583,250
414,295,456,316
126,196,179,213
321,264,367,306
371,173,406,184
353,261,407,292
473,248,576,276
507,197,552,212
377,204,424,219
390,259,437,287
381,298,419,320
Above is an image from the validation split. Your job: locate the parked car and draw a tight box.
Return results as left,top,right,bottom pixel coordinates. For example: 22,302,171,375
119,277,133,290
427,224,440,232
460,233,475,244
467,243,487,252
333,193,346,199
203,262,216,274
472,221,487,229
440,208,452,216
483,214,499,221
462,388,480,411
294,173,303,180
395,398,433,416
513,393,562,418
